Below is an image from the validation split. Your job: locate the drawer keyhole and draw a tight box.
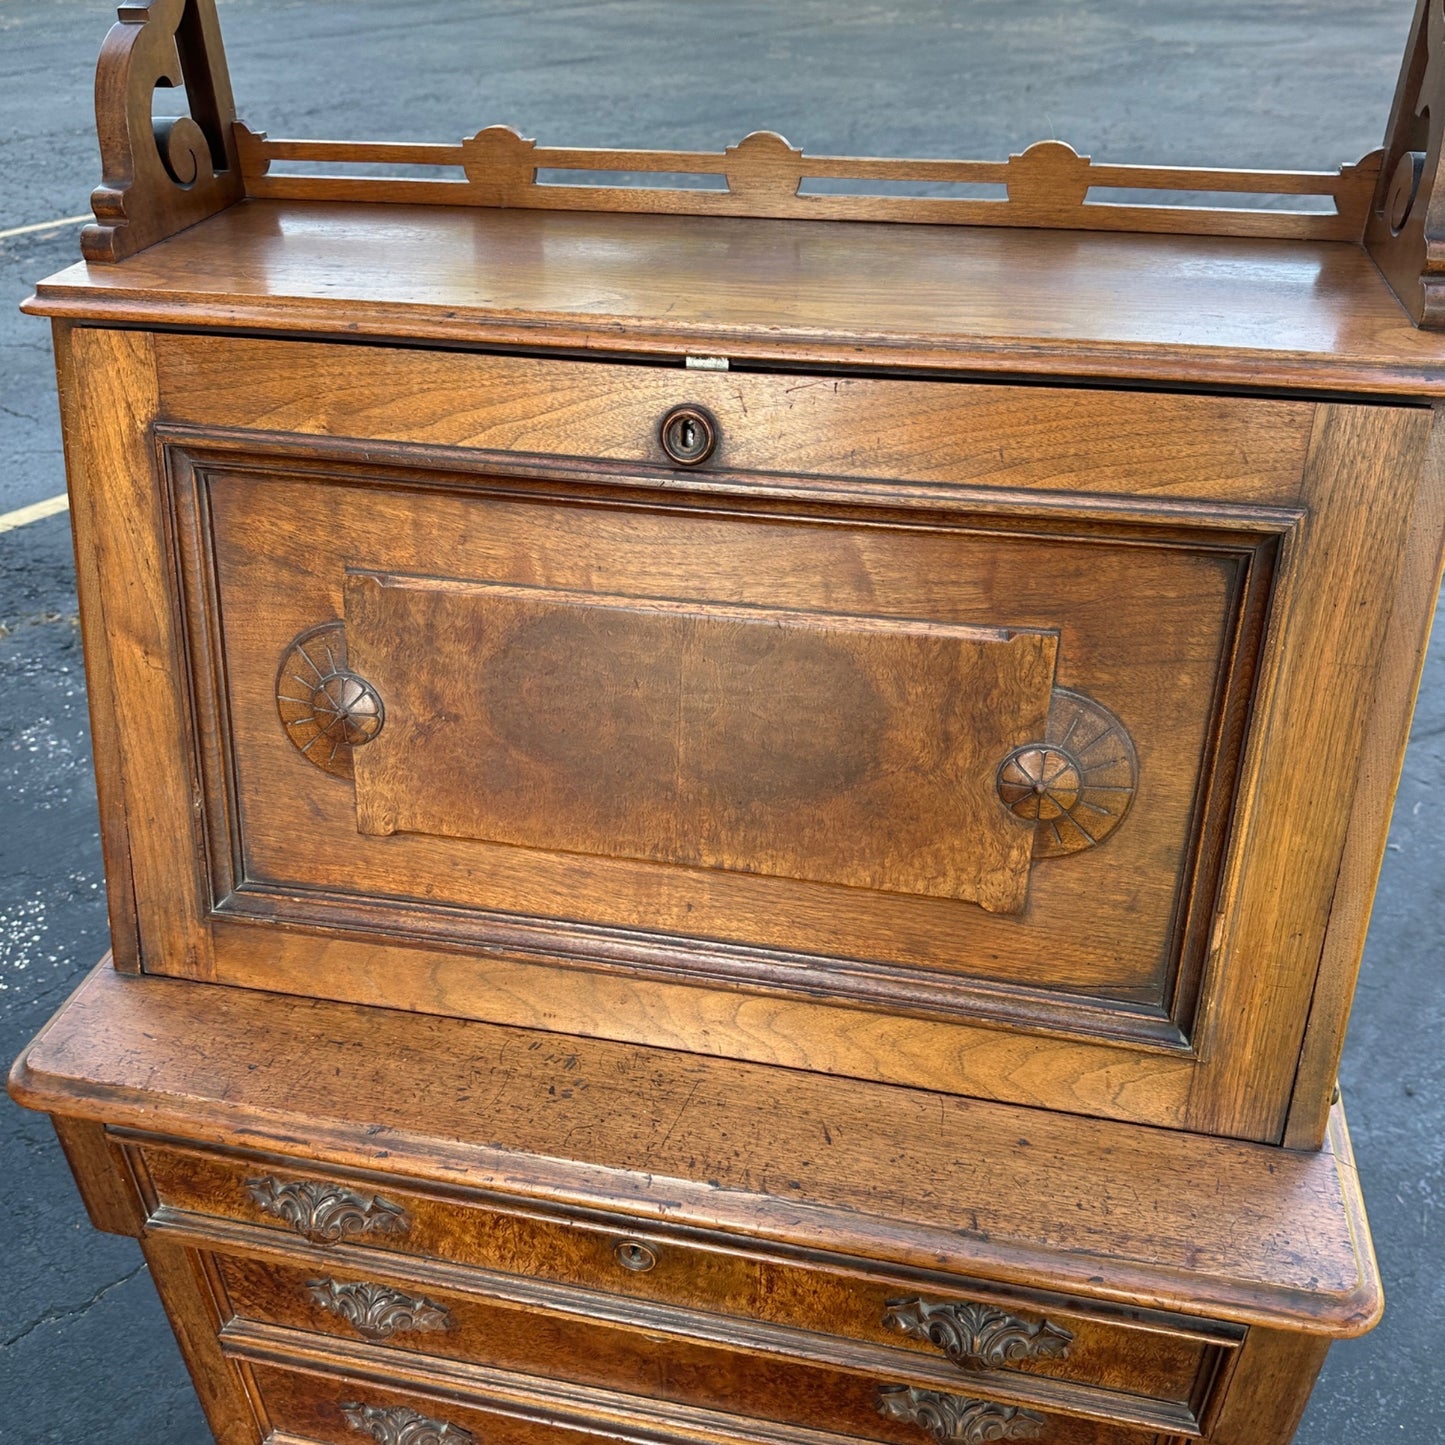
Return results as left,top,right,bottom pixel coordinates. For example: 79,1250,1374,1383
614,1239,658,1272
660,405,718,465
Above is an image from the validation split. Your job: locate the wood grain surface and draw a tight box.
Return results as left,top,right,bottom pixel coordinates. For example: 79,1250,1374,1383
197,1244,1207,1438
24,201,1445,396
39,322,1434,1143
200,1239,1221,1420
346,574,1055,912
233,122,1379,245
8,962,1381,1338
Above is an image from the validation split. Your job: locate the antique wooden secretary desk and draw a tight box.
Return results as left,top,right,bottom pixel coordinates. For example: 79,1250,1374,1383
11,2,1445,1441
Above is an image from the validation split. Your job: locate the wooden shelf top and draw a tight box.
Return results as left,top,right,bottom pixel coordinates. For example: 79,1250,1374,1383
23,198,1445,397
11,963,1380,1338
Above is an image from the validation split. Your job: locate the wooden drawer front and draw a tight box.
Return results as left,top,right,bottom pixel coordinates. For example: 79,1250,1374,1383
156,335,1318,502
216,1250,1216,1437
138,1145,1231,1422
240,1349,1184,1445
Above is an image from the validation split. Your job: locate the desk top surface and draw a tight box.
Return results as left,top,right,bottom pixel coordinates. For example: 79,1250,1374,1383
23,199,1445,398
10,962,1381,1338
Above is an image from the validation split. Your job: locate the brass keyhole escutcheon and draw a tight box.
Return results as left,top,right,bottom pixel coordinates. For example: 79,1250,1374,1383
660,404,718,465
613,1239,657,1272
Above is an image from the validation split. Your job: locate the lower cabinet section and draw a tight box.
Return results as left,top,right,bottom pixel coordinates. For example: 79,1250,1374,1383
130,1138,1233,1434
9,969,1365,1445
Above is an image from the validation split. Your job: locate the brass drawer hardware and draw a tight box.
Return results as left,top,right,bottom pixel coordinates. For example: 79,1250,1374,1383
883,1298,1073,1371
659,404,718,464
614,1239,658,1272
307,1278,452,1340
341,1402,473,1443
244,1176,410,1244
877,1386,1047,1443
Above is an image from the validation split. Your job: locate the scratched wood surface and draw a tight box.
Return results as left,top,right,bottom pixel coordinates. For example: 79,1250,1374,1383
207,1244,1216,1415
9,963,1380,1337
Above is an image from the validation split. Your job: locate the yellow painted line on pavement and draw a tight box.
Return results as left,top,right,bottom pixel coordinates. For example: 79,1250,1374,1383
0,214,90,242
0,494,69,535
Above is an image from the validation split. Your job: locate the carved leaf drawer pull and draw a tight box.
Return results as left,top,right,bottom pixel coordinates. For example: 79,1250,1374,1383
341,1402,473,1444
877,1386,1047,1443
244,1176,410,1244
307,1278,452,1340
882,1299,1073,1371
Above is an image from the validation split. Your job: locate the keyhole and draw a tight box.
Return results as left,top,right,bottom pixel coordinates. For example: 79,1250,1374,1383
659,405,717,465
614,1239,657,1272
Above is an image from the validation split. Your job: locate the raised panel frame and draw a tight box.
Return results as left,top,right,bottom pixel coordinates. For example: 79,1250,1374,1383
160,435,1286,1059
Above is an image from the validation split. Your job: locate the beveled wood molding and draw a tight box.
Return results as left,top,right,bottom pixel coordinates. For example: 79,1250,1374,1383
1366,0,1445,325
85,0,243,262
233,122,1382,243
882,1299,1073,1371
876,1386,1046,1443
307,1279,452,1341
245,1176,410,1244
340,1402,473,1444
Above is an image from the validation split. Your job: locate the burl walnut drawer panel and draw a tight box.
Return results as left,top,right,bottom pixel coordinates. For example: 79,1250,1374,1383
78,326,1435,1136
239,1352,1184,1445
135,1143,1234,1426
214,1248,1222,1437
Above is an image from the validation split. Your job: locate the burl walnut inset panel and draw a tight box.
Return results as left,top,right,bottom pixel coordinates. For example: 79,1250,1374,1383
346,575,1059,913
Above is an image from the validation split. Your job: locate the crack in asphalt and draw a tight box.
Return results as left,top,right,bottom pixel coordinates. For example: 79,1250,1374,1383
0,1262,148,1351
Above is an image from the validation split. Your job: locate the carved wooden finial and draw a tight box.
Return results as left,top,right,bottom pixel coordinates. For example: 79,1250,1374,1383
84,0,243,262
1365,0,1445,326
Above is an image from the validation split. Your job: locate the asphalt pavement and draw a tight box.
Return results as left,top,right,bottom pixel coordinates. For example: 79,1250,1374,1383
0,2,1440,1440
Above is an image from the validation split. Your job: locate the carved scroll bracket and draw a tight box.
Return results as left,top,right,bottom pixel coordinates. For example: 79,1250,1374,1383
85,0,243,261
1366,0,1445,325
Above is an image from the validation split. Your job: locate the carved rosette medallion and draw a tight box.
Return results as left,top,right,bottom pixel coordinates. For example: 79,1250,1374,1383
996,687,1137,858
341,1403,473,1444
882,1298,1073,1370
276,622,384,777
307,1278,452,1340
876,1387,1046,1444
244,1176,410,1245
